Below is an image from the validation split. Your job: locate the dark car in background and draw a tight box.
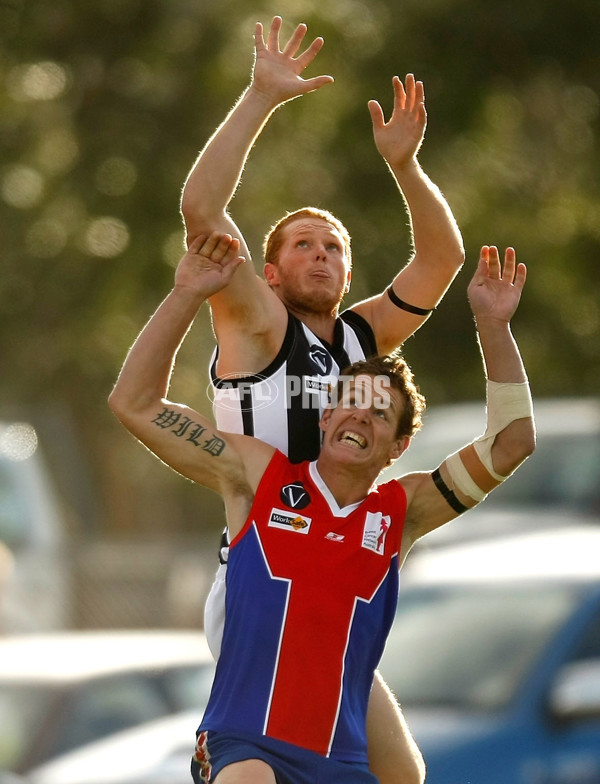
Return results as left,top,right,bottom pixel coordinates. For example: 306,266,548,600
0,630,215,778
27,710,202,784
379,527,600,784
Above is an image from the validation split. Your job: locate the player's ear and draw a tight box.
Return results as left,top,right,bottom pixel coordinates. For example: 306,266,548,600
264,262,280,286
319,407,332,432
389,435,410,463
344,268,352,294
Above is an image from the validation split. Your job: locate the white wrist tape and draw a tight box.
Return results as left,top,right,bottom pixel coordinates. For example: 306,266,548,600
473,380,533,481
443,379,533,504
445,451,487,503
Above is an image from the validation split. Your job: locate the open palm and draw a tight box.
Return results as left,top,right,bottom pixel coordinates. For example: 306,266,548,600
251,16,334,105
368,74,427,168
468,246,527,323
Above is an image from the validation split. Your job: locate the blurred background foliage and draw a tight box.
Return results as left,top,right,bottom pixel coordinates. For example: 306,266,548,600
1,0,598,540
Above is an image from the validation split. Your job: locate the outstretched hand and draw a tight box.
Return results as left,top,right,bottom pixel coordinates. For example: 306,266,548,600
175,233,245,299
251,16,334,106
468,246,527,323
368,74,427,170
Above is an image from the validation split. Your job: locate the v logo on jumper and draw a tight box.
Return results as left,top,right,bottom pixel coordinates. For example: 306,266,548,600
280,482,311,510
309,346,332,375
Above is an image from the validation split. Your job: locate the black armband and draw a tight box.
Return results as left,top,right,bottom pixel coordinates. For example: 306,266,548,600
386,286,434,316
431,467,469,515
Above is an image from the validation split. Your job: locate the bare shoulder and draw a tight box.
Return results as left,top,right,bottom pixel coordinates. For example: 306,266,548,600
395,471,429,508
217,435,276,540
398,470,449,536
226,432,277,494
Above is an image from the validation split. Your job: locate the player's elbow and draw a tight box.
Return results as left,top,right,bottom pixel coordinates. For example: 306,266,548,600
497,418,536,475
434,234,466,277
446,242,466,273
180,186,221,230
108,388,154,446
179,186,199,220
107,385,130,423
107,383,146,427
515,417,536,462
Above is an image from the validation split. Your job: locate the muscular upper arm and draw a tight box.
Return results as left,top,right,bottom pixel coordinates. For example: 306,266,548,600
112,397,273,499
398,467,475,562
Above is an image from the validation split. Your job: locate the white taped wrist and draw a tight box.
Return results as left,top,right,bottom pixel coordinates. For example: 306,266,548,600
445,451,487,503
484,380,533,434
473,380,533,480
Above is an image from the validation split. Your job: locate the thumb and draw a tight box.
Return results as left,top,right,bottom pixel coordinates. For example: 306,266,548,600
471,246,490,284
368,99,385,129
224,255,245,281
301,75,334,93
513,262,527,293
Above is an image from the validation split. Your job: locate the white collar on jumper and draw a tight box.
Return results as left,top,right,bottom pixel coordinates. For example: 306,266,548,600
309,460,365,518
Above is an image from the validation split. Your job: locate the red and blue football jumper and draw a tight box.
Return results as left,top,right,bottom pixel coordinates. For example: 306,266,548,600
198,450,406,764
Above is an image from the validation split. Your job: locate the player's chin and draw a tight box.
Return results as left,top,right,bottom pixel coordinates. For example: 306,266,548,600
304,285,344,310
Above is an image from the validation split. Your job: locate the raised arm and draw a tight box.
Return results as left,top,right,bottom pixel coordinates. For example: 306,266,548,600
352,75,465,354
180,17,333,319
399,246,535,558
108,233,274,526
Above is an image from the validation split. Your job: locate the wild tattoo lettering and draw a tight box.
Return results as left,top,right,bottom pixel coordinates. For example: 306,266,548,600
151,408,225,457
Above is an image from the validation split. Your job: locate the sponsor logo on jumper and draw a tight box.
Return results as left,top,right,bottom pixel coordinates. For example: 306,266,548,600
280,482,311,510
304,377,331,394
269,508,312,534
362,511,390,555
309,346,333,374
325,532,345,542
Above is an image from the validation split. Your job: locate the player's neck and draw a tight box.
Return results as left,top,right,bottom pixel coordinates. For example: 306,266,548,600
286,306,339,345
315,458,376,508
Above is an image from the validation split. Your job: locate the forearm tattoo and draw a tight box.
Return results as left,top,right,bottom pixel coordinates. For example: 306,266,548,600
152,408,225,457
